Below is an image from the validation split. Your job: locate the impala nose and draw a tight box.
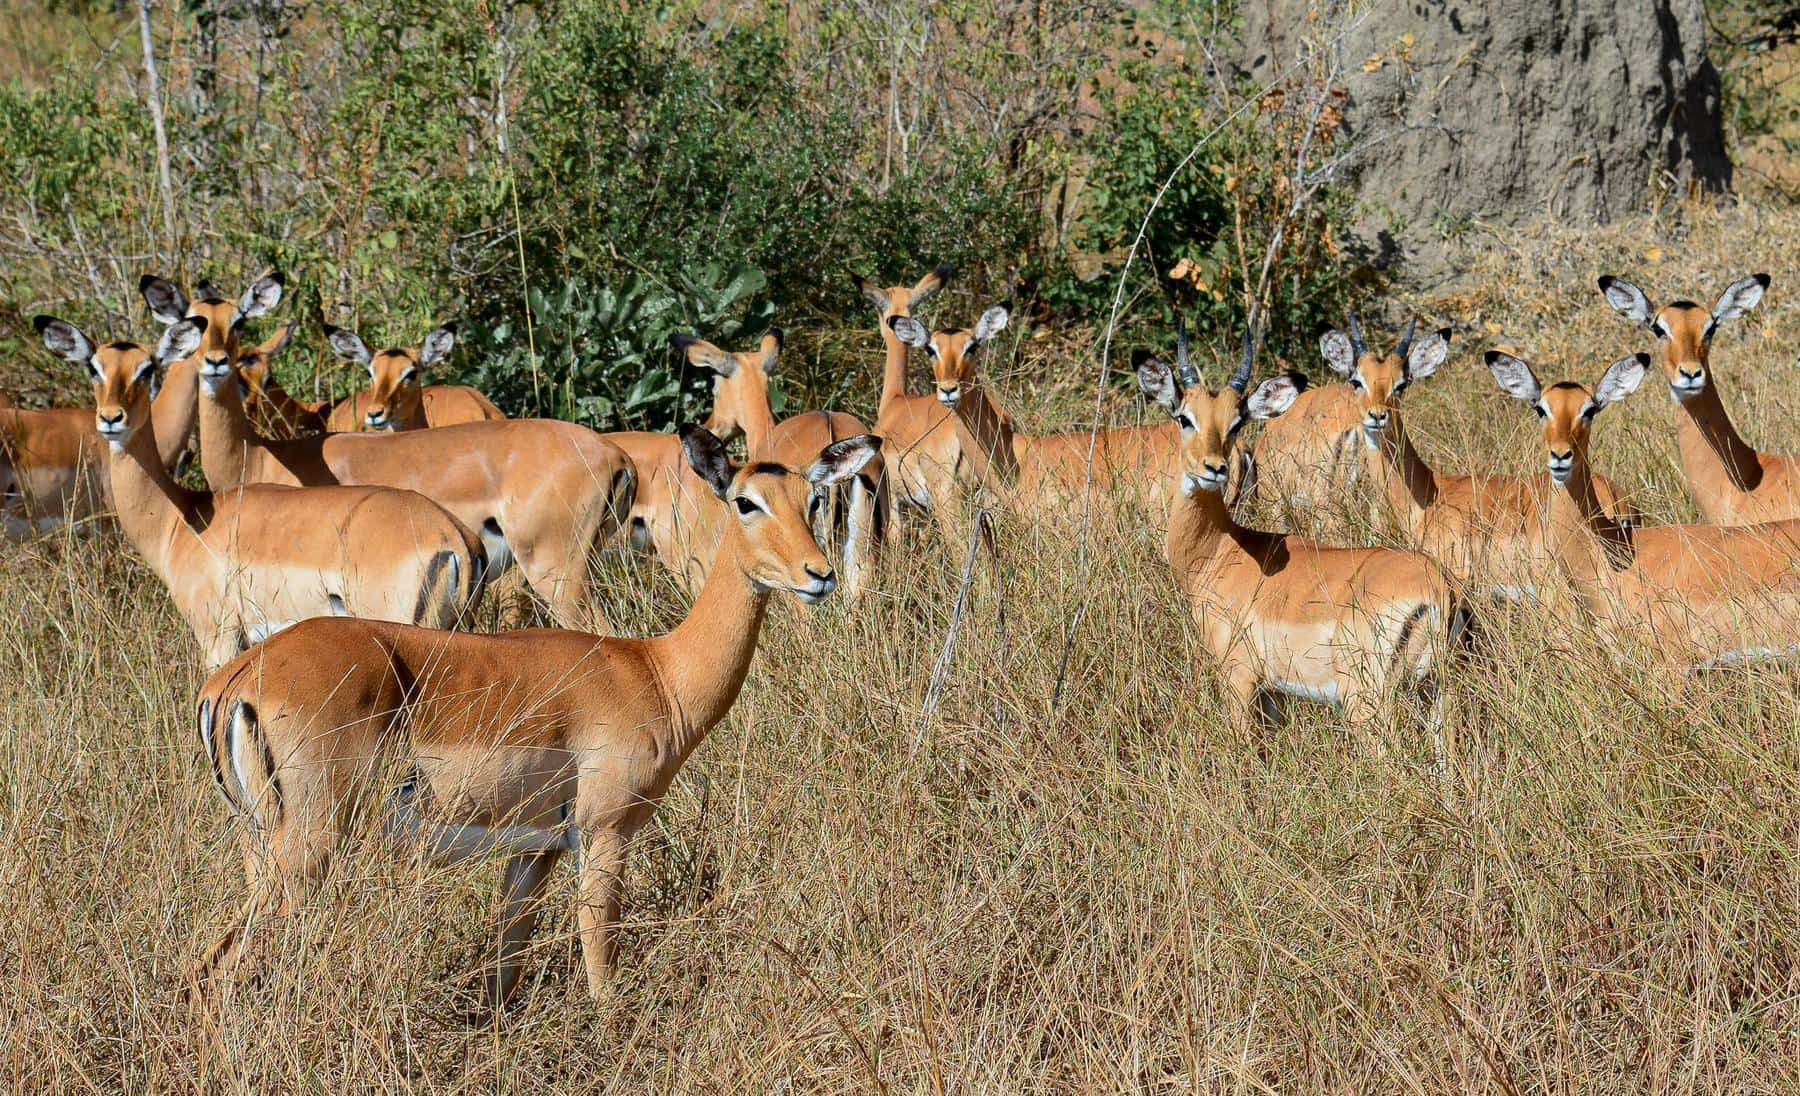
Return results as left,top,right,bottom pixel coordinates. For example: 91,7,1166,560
1547,449,1574,483
96,409,126,438
365,408,390,429
1363,409,1390,431
936,383,961,408
1673,367,1705,395
796,565,837,603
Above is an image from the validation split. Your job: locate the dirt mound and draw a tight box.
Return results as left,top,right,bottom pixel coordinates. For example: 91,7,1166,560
1240,0,1731,275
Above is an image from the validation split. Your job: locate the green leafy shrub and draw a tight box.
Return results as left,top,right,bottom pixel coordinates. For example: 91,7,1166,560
460,264,776,432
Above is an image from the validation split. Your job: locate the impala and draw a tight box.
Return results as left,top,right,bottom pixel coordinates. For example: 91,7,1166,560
37,315,485,668
856,265,997,538
1486,349,1800,666
190,426,880,1003
0,278,236,538
1596,273,1794,525
1325,316,1636,599
321,322,506,432
607,330,883,596
1238,312,1381,514
1138,331,1467,764
891,305,1181,511
188,291,635,629
140,274,287,462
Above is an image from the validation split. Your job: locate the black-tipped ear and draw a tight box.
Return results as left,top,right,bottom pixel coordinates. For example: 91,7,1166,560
419,323,457,367
678,423,735,499
807,434,881,487
854,274,890,313
760,328,782,372
888,315,930,349
324,324,374,366
35,315,97,364
139,275,189,324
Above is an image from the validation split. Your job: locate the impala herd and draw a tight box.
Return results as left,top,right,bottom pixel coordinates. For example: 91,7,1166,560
3,264,1797,1009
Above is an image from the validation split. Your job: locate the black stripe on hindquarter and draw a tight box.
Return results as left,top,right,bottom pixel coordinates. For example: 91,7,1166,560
1387,603,1436,676
411,549,453,624
197,697,239,811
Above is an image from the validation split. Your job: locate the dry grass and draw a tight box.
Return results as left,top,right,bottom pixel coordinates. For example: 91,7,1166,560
3,202,1799,1091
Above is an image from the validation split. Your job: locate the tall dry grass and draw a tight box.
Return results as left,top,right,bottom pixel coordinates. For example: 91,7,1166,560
1,202,1798,1091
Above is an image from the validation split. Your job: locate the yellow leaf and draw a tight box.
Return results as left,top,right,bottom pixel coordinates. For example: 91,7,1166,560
1362,53,1384,72
1643,246,1664,262
1399,31,1415,48
1484,321,1502,334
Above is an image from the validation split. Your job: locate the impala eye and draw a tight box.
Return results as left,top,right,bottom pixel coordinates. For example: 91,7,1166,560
1348,376,1364,390
1175,413,1195,431
733,496,760,517
1653,321,1670,340
1580,402,1599,421
400,368,418,384
807,493,823,519
1225,415,1245,437
1534,404,1548,419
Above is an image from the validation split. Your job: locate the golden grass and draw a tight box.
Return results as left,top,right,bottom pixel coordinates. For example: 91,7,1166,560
2,202,1798,1090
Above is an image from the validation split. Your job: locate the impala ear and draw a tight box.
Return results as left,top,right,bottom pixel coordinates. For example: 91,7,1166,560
1318,329,1354,376
257,322,296,359
1484,350,1543,402
888,315,930,349
1244,374,1301,420
911,262,951,305
323,325,374,366
807,434,881,487
758,329,782,374
155,316,208,367
1407,328,1452,379
195,279,225,301
238,273,284,319
419,323,457,368
670,333,736,376
1710,273,1769,330
1133,352,1180,414
854,274,890,313
972,305,1009,345
1593,352,1650,407
1597,276,1654,325
34,315,97,364
678,423,735,499
139,275,189,324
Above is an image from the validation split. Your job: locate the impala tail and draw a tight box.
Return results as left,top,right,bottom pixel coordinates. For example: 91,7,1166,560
196,690,282,832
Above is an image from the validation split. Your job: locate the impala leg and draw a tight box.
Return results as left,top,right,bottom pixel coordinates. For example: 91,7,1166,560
192,819,334,997
485,848,565,1008
1419,674,1450,779
575,828,631,1000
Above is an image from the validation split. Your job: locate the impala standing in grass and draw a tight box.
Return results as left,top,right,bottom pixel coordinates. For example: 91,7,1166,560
1325,316,1636,600
37,315,485,668
190,426,880,1005
891,304,1182,512
1596,273,1795,525
1486,348,1800,666
184,281,635,630
320,322,506,432
1139,329,1468,767
859,265,1000,540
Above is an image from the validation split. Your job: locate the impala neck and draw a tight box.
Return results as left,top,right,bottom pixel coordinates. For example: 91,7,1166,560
949,382,1022,484
196,375,259,489
1673,376,1763,493
150,358,199,470
1167,480,1248,578
646,519,772,763
1545,457,1635,592
879,320,910,411
1368,414,1439,522
108,412,202,575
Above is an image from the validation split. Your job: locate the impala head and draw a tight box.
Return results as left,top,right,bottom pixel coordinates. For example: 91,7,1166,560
1318,313,1452,438
1597,273,1767,401
1485,349,1648,486
35,315,207,450
232,322,298,409
324,323,457,430
854,263,951,326
888,304,1008,408
1137,323,1307,495
671,329,782,444
140,273,284,392
678,423,880,603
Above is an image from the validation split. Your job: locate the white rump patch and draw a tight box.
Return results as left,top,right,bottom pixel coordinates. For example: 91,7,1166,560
1268,678,1342,705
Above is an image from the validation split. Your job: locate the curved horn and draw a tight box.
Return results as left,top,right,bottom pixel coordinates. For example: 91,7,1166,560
1175,316,1200,388
1395,317,1418,361
1228,322,1258,393
1347,311,1368,357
